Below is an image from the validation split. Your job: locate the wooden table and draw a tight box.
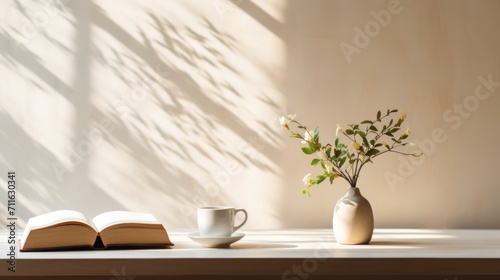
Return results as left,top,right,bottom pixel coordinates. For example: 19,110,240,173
1,229,500,279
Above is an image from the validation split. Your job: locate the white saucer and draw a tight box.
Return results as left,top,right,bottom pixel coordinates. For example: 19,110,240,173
187,232,245,248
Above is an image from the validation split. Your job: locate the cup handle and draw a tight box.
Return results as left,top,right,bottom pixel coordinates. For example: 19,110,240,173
233,209,248,232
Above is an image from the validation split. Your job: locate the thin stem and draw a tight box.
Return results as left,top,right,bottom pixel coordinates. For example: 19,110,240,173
372,149,414,159
353,151,361,187
289,119,354,186
342,132,355,143
286,110,412,190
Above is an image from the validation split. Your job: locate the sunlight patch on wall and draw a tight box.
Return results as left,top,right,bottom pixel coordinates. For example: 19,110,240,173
85,0,287,227
0,0,287,228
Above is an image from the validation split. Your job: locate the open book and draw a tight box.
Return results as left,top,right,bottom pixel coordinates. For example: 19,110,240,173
20,210,173,251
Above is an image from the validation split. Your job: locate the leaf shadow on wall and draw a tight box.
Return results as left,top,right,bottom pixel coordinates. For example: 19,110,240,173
88,5,282,226
0,0,284,228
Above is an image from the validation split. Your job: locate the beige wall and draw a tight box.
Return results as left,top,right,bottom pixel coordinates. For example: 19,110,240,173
1,0,499,230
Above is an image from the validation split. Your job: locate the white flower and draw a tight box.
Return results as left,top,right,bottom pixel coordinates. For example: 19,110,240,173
316,150,329,161
352,142,361,150
405,127,411,136
301,130,313,144
304,131,312,141
279,116,289,129
279,116,286,126
287,114,296,121
324,161,334,173
382,141,389,148
400,111,407,121
302,173,312,185
336,124,342,136
409,142,417,148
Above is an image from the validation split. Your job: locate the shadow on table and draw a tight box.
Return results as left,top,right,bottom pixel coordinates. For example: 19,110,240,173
229,243,297,249
368,240,429,247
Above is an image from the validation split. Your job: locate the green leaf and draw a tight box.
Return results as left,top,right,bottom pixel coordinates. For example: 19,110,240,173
290,133,302,138
377,111,381,120
369,125,378,132
313,127,320,142
370,139,375,145
374,143,383,148
335,137,340,147
385,132,394,137
339,151,347,158
345,129,354,135
326,147,332,157
311,158,321,166
329,173,340,184
339,157,347,167
390,109,398,113
301,147,315,155
316,175,326,184
358,131,370,147
361,120,372,124
334,148,341,158
308,142,319,151
366,149,380,157
353,124,359,130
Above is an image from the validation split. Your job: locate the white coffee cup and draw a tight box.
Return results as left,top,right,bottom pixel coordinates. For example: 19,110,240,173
197,206,248,237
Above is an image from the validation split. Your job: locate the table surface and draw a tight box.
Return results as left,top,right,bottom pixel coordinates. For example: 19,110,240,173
2,228,500,277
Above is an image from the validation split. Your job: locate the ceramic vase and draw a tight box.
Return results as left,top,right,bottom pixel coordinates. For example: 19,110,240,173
333,187,374,244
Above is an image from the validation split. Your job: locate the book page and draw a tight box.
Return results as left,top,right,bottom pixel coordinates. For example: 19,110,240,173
20,210,94,249
92,211,160,232
25,210,92,230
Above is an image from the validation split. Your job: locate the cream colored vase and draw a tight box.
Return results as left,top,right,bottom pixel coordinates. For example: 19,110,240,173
333,187,374,245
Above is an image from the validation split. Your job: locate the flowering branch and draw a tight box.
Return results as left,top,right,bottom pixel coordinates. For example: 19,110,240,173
280,109,422,196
